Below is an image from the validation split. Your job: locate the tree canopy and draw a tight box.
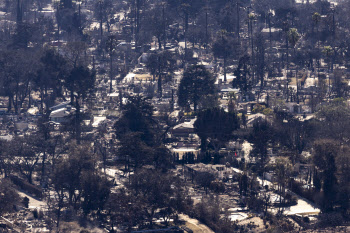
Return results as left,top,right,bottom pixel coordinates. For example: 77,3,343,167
195,107,239,152
178,65,216,111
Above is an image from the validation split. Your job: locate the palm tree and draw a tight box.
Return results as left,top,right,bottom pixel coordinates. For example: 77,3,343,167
287,28,301,103
312,12,321,78
212,30,235,82
180,3,191,59
312,12,321,49
312,12,321,35
228,92,237,112
248,12,256,81
267,10,273,49
282,21,290,70
105,35,118,93
288,28,300,57
322,46,333,73
322,46,334,96
248,13,256,56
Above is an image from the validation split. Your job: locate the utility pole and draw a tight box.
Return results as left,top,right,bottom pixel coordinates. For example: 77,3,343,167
99,0,103,42
162,2,166,50
205,1,209,50
78,0,81,33
236,2,240,40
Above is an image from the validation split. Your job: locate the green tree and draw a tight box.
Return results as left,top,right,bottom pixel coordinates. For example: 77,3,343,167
49,164,67,230
312,12,321,36
60,0,72,9
0,49,39,114
114,96,173,172
146,4,168,50
255,33,266,88
105,35,119,93
56,7,87,39
34,49,68,113
274,115,313,164
195,172,215,195
288,28,300,57
51,143,96,207
332,69,348,98
274,157,292,208
145,51,176,98
178,65,216,111
335,145,350,215
36,117,64,186
248,13,256,62
239,172,248,196
232,55,253,96
194,107,239,152
64,66,95,142
282,21,290,70
218,2,238,34
93,0,117,33
129,169,174,227
316,98,350,142
153,146,174,172
249,118,273,167
0,179,20,214
80,172,111,216
12,22,33,49
114,96,157,146
118,132,173,174
322,46,333,73
63,42,88,69
313,139,338,212
12,136,41,184
117,132,154,173
0,139,13,177
105,189,141,233
311,12,322,75
212,30,237,82
145,53,159,81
